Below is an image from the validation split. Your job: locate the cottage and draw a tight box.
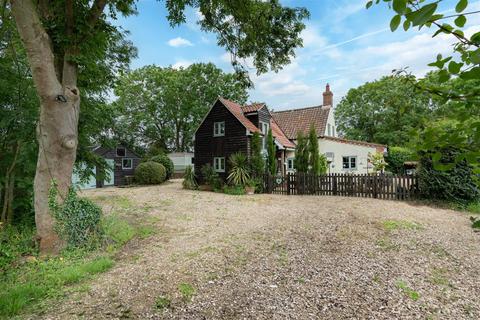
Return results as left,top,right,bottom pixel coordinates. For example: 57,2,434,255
193,84,386,181
72,145,141,189
272,84,387,174
193,98,294,181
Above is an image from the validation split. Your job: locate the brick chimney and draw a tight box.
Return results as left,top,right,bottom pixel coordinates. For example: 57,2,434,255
323,83,333,107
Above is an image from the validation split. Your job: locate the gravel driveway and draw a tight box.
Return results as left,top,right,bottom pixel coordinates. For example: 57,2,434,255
38,180,479,319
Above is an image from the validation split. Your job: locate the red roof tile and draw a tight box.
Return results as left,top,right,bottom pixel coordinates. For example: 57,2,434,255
219,97,260,133
241,103,265,113
270,117,296,149
272,106,330,139
321,136,386,149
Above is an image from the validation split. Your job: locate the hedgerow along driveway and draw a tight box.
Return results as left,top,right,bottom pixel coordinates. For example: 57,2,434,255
40,180,479,319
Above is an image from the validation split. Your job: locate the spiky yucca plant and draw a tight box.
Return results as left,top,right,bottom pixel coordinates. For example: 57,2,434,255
227,152,250,186
182,165,198,190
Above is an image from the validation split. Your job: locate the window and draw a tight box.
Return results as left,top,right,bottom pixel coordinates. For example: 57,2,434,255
116,147,126,157
260,121,269,150
122,158,132,169
287,158,295,171
213,121,225,137
332,126,335,137
213,157,225,172
342,156,357,170
328,124,331,136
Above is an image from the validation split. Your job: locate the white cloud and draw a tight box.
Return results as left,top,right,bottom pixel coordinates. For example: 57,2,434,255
167,37,193,47
172,60,193,69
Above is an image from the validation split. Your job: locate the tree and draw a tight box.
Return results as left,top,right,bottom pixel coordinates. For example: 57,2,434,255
295,132,308,173
308,124,322,175
368,0,480,169
385,146,417,174
8,0,308,252
250,131,264,177
114,63,248,152
266,129,276,175
368,152,387,173
334,76,432,146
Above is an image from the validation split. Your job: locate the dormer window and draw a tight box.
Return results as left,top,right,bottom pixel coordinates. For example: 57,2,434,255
260,121,269,150
116,147,126,157
214,121,225,137
327,124,331,136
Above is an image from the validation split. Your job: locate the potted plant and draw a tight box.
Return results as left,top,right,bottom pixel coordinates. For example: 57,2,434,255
245,179,256,195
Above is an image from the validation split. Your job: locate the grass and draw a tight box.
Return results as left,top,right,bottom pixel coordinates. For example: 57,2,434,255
155,295,171,310
382,219,423,231
223,185,246,195
395,280,420,301
178,283,196,302
466,201,480,214
430,268,450,286
0,212,139,319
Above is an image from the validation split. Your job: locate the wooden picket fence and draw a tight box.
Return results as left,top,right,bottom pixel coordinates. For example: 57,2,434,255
263,173,418,201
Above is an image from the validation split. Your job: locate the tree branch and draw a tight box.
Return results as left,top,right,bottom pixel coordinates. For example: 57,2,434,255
87,0,108,28
62,0,77,87
10,0,61,98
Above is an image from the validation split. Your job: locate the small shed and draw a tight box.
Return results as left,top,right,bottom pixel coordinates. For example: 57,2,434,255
168,152,194,177
72,146,141,189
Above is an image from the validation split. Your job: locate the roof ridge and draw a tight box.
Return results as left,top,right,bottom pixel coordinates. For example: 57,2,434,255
272,105,327,113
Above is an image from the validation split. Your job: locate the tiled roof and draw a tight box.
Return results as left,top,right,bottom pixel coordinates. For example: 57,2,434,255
272,106,330,139
241,103,265,113
270,117,296,149
321,136,386,149
219,97,260,133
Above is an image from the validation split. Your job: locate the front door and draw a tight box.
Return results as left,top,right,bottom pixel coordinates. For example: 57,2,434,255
104,159,115,186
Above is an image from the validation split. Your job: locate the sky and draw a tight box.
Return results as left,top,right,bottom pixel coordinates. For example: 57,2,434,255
115,0,480,111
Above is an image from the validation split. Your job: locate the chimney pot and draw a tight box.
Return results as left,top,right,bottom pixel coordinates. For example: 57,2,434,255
323,83,333,106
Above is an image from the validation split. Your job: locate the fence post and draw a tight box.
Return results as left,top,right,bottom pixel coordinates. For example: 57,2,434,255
287,173,291,195
333,174,337,195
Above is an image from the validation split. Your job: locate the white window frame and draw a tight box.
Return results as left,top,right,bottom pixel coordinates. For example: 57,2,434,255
116,147,126,157
287,158,295,171
213,121,225,137
260,121,269,150
122,158,133,170
213,157,225,172
342,156,357,170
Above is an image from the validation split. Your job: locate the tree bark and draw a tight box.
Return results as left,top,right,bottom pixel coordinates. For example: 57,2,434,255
11,0,80,254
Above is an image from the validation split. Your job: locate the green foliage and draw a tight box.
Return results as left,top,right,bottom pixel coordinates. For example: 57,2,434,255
335,76,431,146
155,295,171,310
307,125,324,175
417,148,479,204
470,216,480,229
466,201,480,214
178,282,196,302
250,132,265,177
369,0,480,169
135,161,167,185
295,132,309,173
114,63,249,152
182,166,198,190
385,147,417,174
223,185,246,196
0,253,114,318
395,280,420,301
101,215,136,248
149,154,174,180
0,225,37,272
368,152,387,173
49,183,103,248
200,164,222,189
227,152,250,186
266,129,277,175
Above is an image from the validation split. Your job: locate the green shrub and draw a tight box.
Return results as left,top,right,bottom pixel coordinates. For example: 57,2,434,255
135,161,166,185
470,216,480,229
0,225,37,272
200,164,222,189
149,154,174,180
227,152,250,186
223,185,246,195
417,148,480,203
250,132,265,177
49,184,103,248
182,165,197,190
385,146,417,174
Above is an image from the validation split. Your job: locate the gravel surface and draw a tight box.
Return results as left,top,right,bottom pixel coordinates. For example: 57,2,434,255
36,180,479,319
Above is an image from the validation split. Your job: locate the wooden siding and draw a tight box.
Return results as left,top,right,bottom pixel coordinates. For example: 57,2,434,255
257,106,271,127
194,100,249,182
95,146,141,187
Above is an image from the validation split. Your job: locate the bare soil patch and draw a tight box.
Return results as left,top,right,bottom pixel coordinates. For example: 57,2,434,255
35,180,479,319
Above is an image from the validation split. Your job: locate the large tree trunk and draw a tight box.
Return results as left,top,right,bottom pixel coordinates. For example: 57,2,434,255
34,92,79,253
11,0,80,254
